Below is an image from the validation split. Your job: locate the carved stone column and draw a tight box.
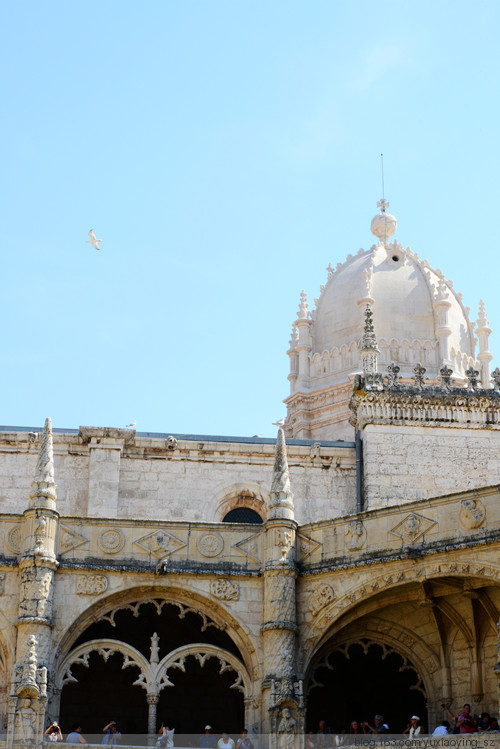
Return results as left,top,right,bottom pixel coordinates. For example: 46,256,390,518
262,430,304,739
8,418,59,749
147,693,159,745
494,617,500,716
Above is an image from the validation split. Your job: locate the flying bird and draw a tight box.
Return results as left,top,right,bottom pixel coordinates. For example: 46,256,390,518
86,229,102,251
125,421,136,429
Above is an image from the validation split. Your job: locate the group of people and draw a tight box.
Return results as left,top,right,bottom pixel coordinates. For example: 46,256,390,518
307,707,499,739
44,720,121,744
43,705,500,745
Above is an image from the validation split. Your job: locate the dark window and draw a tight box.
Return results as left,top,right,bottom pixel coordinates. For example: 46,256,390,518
222,508,263,524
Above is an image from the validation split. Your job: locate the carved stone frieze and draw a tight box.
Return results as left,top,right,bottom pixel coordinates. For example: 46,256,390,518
296,533,321,561
459,499,486,530
389,512,436,544
350,381,500,428
210,578,239,601
133,529,187,559
98,528,125,554
0,573,5,595
58,525,89,554
197,533,224,557
232,532,261,564
76,574,108,595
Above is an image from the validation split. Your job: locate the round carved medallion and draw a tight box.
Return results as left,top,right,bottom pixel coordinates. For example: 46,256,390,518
7,525,21,553
98,528,125,554
197,533,224,557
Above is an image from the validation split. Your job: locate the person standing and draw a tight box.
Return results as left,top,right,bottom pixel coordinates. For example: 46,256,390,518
236,729,253,749
102,721,121,745
199,726,217,749
217,732,235,749
66,725,87,744
362,715,389,734
44,722,62,742
403,716,422,737
443,704,477,733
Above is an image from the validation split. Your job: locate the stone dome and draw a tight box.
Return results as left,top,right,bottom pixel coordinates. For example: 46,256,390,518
311,243,476,379
284,201,488,441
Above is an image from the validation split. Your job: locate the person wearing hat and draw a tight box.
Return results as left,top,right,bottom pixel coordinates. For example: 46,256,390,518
403,716,422,737
199,726,216,749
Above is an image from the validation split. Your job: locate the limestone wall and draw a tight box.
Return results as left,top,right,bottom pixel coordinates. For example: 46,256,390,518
0,430,356,524
363,423,500,509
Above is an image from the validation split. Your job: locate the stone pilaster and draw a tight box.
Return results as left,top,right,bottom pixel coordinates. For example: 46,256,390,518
262,430,304,737
80,427,132,517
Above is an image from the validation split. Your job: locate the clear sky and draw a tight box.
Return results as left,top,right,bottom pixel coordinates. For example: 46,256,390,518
1,1,499,437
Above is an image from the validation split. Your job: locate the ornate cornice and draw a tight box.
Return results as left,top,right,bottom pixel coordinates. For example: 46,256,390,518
350,372,500,429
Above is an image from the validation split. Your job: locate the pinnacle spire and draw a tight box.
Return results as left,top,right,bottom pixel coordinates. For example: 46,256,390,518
360,303,380,377
297,290,309,320
268,428,294,520
30,417,56,507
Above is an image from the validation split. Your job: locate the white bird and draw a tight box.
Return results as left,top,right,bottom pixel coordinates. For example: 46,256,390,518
125,421,136,429
86,229,102,250
252,433,263,438
273,418,286,426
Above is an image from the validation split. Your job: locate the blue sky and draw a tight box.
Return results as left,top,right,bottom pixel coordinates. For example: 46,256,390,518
1,1,499,437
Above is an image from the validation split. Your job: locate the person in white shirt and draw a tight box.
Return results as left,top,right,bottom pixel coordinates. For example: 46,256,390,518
432,721,450,737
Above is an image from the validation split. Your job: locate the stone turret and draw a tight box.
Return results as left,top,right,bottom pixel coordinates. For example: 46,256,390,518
7,418,59,748
262,429,303,738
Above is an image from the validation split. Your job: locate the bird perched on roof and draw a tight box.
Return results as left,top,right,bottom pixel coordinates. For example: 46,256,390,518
125,421,136,429
86,229,102,250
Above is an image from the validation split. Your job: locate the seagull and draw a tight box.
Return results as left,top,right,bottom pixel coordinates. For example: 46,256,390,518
252,433,263,438
86,229,102,251
125,421,136,429
273,418,286,426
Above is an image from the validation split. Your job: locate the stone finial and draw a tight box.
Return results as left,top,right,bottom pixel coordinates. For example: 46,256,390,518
289,326,299,348
371,199,397,242
268,428,294,520
150,632,160,664
326,263,334,280
465,367,480,390
413,363,427,388
386,362,400,388
29,417,56,507
477,299,489,328
439,365,453,390
436,279,449,302
491,367,500,391
297,291,309,320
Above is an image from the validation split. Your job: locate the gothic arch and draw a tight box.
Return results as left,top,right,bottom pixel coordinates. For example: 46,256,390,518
156,643,252,697
56,639,152,692
305,616,438,705
53,584,259,686
56,639,252,699
305,558,500,655
212,483,267,523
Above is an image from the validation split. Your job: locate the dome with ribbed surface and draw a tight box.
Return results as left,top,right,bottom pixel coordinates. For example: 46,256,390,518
284,202,486,441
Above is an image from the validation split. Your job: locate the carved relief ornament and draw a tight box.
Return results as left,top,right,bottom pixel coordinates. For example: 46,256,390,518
76,574,108,595
98,528,125,554
210,578,239,601
459,498,486,529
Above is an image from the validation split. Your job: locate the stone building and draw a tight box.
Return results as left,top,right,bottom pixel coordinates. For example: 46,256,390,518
0,201,499,745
